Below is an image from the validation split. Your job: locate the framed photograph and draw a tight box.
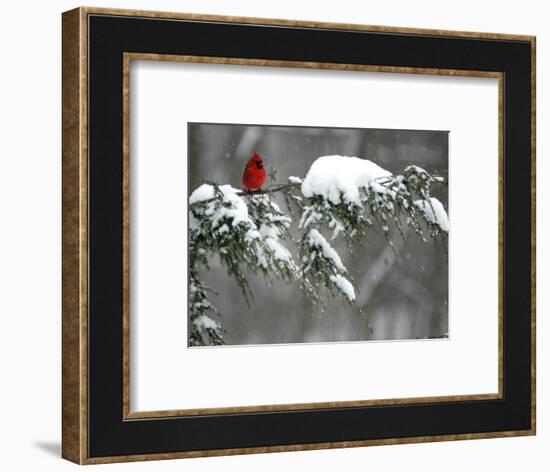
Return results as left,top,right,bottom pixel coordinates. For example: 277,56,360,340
62,7,536,464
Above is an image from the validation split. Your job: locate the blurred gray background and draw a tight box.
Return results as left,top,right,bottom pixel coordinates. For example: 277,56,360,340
188,123,448,345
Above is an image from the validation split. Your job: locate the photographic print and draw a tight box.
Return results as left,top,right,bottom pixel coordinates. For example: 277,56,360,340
188,123,449,347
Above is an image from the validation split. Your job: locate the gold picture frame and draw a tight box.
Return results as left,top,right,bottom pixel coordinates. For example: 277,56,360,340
62,7,536,464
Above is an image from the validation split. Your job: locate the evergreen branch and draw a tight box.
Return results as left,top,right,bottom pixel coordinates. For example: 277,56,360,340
188,158,448,346
189,182,301,208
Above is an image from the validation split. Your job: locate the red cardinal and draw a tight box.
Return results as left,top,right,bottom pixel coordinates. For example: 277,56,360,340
242,152,267,191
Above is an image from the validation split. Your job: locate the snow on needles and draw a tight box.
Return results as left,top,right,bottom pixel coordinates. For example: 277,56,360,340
301,155,392,205
190,183,295,266
307,229,346,272
414,198,449,232
190,183,252,230
193,314,219,330
330,274,356,301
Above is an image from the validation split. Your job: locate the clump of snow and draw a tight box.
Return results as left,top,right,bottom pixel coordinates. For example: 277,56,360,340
301,155,392,205
330,274,356,301
265,238,293,264
259,223,280,239
189,183,216,204
190,184,251,229
245,229,261,241
405,164,429,176
259,221,294,265
414,198,449,232
328,217,345,240
193,315,219,330
289,176,303,184
255,246,268,268
298,205,322,230
307,229,345,272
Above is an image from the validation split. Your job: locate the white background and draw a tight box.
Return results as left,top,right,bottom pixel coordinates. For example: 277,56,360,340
0,0,546,471
131,61,499,412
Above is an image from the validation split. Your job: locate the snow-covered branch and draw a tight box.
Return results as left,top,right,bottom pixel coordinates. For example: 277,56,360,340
188,182,302,208
189,155,448,346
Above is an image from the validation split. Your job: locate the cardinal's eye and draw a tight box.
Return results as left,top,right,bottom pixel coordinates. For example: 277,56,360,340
256,161,263,169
